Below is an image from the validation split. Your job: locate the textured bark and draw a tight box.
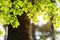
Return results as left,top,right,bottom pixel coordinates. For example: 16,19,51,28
7,13,32,40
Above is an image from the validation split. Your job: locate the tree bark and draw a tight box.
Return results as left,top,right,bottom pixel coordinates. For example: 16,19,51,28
7,13,32,40
50,15,55,40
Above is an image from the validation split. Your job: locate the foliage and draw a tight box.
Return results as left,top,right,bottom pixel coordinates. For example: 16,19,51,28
0,29,3,36
56,0,60,2
0,0,60,29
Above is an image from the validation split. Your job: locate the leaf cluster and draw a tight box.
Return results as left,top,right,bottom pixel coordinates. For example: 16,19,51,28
0,0,60,29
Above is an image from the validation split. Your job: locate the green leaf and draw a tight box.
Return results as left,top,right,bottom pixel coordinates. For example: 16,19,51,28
0,29,3,36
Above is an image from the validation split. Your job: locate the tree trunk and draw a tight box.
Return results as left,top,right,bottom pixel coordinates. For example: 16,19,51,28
32,23,36,40
50,15,55,40
7,13,32,40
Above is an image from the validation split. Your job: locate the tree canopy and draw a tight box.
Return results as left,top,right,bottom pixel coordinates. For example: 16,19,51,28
0,0,60,29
